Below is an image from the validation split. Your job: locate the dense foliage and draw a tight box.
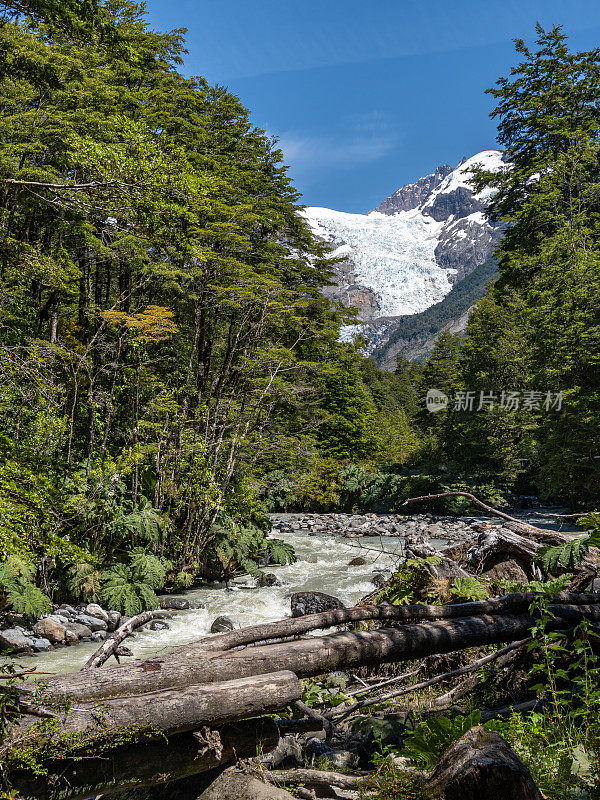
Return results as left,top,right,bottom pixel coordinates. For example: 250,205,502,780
406,26,600,507
0,0,418,610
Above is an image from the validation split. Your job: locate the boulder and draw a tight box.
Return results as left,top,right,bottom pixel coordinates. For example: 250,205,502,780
199,769,296,800
148,620,170,631
91,631,106,642
264,574,280,587
262,733,304,769
75,614,107,632
64,621,93,639
348,556,367,566
159,596,190,611
107,610,121,631
0,628,32,653
210,615,235,633
65,629,79,645
33,617,66,644
291,591,345,618
423,726,542,799
29,637,52,652
85,603,109,623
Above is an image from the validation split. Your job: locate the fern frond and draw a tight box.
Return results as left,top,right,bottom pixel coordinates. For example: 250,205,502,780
266,538,296,566
129,548,167,590
537,536,590,574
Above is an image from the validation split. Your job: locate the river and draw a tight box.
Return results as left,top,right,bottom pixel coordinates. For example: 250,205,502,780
24,519,403,676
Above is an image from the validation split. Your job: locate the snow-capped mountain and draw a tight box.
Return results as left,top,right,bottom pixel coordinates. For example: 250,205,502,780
303,150,505,356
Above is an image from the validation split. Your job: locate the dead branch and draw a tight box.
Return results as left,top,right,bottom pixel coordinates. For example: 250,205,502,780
328,637,532,721
84,609,168,669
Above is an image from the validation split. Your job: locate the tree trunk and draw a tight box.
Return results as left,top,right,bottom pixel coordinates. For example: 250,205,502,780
9,718,279,800
40,603,600,702
16,671,301,742
423,726,542,799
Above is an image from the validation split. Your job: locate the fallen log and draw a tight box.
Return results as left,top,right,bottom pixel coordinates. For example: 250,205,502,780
123,592,600,655
403,491,570,544
8,718,279,800
267,768,364,792
328,637,531,720
39,602,600,702
14,671,301,743
423,726,542,799
84,609,168,669
468,529,598,574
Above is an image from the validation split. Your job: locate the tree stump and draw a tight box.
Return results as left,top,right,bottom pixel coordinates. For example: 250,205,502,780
423,726,542,800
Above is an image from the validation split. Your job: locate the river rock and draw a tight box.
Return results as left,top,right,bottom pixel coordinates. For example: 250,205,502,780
75,613,107,632
264,573,280,587
290,591,345,618
85,603,109,623
371,573,388,588
65,629,79,645
107,610,121,631
91,631,106,642
0,628,32,653
210,615,235,633
148,620,170,631
64,621,93,639
348,556,367,566
33,617,66,644
29,636,52,652
159,596,190,610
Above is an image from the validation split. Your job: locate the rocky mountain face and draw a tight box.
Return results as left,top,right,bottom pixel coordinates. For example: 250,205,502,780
303,151,505,365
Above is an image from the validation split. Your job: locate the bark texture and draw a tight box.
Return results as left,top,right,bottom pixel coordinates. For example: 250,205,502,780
424,726,542,799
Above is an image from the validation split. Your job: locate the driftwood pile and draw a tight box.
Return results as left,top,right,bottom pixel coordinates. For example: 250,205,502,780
6,493,598,800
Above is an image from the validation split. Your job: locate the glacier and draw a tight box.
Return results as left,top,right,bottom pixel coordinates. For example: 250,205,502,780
302,150,504,320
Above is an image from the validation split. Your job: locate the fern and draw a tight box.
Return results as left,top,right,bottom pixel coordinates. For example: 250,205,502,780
401,710,483,768
115,498,165,543
266,538,296,566
67,562,102,602
537,536,592,574
0,559,51,618
5,582,52,618
174,571,193,589
452,577,489,601
129,548,167,589
100,562,159,616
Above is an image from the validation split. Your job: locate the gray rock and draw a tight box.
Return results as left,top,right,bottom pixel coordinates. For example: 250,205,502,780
262,734,303,769
263,573,280,587
159,596,190,611
107,610,121,631
85,603,109,623
371,573,388,589
291,591,344,618
29,636,52,652
64,622,93,639
91,631,106,642
199,770,295,800
210,615,235,633
75,614,107,632
148,620,170,631
0,628,32,653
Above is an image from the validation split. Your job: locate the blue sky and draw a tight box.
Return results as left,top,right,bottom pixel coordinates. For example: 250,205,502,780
146,1,600,212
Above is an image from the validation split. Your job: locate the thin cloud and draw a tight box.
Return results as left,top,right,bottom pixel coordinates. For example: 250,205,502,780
276,114,399,185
